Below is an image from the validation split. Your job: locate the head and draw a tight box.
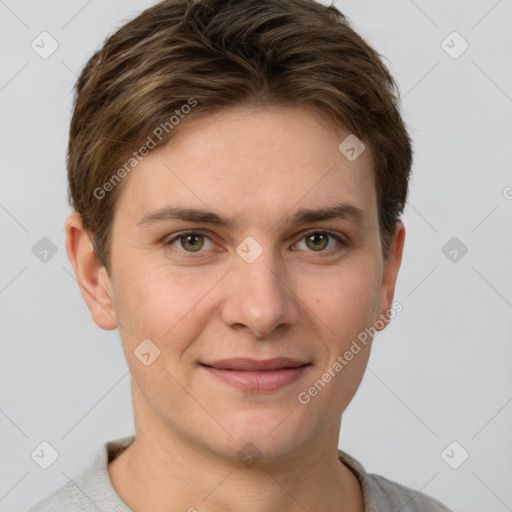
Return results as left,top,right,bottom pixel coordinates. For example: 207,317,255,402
66,0,412,462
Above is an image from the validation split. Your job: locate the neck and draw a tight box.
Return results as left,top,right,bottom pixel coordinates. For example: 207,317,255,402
108,383,364,512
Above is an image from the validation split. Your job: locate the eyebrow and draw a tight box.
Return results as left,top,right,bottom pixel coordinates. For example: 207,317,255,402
137,202,367,230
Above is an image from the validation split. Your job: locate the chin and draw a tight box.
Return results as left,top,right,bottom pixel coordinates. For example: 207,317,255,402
218,415,309,459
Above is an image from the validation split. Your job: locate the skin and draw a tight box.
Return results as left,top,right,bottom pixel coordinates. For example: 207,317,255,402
66,104,405,512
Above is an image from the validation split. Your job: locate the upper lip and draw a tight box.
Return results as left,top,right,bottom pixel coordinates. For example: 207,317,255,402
201,357,310,371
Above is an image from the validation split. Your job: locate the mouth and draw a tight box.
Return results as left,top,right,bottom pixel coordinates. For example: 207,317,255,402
199,358,312,393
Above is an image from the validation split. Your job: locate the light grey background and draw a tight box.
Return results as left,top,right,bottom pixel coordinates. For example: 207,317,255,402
1,1,511,511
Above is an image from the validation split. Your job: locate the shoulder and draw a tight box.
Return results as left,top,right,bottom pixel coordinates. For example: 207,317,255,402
28,481,129,512
28,436,134,512
28,482,88,512
28,471,127,512
365,472,453,511
338,449,453,512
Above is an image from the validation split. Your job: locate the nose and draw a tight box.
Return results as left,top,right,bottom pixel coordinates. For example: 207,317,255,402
220,245,300,339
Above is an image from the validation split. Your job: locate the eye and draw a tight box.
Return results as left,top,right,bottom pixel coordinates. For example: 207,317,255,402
164,229,348,258
294,229,347,254
165,231,215,255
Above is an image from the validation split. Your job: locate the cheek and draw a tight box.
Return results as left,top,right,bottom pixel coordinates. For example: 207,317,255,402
302,261,381,340
112,266,219,354
295,271,377,417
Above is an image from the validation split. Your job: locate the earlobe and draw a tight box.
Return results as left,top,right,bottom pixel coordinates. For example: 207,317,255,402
65,212,118,330
375,221,406,331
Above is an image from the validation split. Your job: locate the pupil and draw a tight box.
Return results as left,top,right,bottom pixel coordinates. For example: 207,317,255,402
183,234,202,251
309,233,327,250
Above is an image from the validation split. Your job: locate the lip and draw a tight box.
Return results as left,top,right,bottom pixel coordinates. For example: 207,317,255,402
200,358,311,393
204,357,309,371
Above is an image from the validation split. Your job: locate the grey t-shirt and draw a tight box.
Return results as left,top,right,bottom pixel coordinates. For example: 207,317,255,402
29,435,453,511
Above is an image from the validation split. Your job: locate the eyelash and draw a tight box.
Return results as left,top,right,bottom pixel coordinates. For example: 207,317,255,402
164,229,348,258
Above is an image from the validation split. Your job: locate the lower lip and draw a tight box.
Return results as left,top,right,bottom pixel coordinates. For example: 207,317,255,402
201,364,311,392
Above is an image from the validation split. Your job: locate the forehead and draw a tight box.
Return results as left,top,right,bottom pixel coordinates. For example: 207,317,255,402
115,105,377,229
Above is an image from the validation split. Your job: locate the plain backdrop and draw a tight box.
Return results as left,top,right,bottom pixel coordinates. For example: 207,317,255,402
1,1,511,511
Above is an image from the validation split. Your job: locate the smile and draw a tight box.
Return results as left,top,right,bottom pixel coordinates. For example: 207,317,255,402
200,359,312,393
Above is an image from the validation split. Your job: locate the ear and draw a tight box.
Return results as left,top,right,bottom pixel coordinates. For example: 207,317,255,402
65,212,118,330
375,221,405,331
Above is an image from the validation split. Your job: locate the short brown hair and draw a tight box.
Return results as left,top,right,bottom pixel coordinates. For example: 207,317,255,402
67,0,413,272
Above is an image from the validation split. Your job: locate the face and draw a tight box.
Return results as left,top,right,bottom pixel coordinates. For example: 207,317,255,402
83,105,404,461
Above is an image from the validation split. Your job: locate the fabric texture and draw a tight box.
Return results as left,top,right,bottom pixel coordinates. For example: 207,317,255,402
29,435,453,511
